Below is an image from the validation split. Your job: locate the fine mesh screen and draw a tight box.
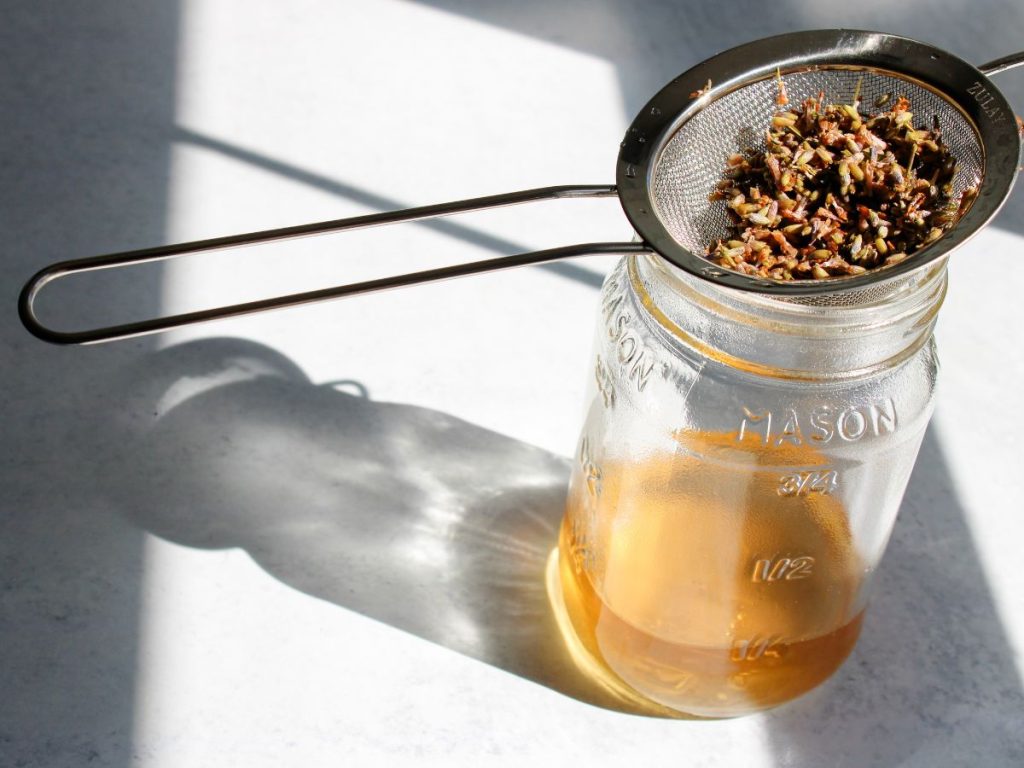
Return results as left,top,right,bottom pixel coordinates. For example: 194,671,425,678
651,68,985,306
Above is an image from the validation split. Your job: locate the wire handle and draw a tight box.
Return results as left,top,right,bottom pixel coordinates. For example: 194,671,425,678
19,184,650,345
979,52,1024,76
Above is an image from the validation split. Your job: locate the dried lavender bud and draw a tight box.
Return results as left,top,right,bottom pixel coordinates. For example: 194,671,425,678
706,88,977,280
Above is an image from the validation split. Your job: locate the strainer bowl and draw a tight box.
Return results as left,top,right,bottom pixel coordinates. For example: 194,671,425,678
618,29,1021,305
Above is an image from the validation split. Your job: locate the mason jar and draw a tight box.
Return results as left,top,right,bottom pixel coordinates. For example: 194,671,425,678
558,252,946,718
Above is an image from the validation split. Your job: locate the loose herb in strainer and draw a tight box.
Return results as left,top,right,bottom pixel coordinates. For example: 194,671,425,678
706,77,978,280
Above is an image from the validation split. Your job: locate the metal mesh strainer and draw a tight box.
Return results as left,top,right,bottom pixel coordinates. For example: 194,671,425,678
19,30,1024,344
650,68,984,308
617,30,1022,307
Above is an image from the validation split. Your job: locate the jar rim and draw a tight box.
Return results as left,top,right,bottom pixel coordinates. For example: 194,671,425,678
630,254,947,381
641,253,948,337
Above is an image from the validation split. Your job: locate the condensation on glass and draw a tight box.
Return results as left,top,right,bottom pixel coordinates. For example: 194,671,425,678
558,253,945,718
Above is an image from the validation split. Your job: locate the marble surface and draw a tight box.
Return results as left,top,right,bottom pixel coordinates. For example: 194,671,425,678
2,1,1023,765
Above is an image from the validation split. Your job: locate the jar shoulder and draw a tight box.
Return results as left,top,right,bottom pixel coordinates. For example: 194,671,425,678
589,258,941,442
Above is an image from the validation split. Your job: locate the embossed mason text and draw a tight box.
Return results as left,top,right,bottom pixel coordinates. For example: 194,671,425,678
737,399,898,446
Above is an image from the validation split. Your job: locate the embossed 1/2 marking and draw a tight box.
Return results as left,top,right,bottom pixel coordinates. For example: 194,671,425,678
731,634,785,661
778,469,838,497
752,556,815,582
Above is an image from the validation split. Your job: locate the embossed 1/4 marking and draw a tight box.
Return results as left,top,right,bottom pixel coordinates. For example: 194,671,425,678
629,658,694,692
731,634,785,661
778,469,838,497
570,438,602,574
568,514,596,575
752,556,815,582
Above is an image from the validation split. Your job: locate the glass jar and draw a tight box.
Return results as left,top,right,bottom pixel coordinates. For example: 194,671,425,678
558,252,946,718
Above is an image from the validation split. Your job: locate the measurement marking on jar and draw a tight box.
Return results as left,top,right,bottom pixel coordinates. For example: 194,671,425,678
579,437,603,499
568,519,596,574
778,469,838,497
752,556,815,582
594,355,616,408
737,400,897,446
731,634,785,661
631,658,695,691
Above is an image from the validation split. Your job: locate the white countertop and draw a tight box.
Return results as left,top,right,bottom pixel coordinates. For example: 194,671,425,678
2,1,1023,765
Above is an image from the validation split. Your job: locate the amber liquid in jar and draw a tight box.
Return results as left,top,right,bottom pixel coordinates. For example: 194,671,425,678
558,432,865,717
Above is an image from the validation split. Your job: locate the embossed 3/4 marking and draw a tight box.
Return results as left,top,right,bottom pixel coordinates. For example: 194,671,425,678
778,469,838,497
731,634,785,661
752,556,815,582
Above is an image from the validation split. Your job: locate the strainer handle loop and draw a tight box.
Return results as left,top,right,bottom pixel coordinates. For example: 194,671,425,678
979,52,1024,76
19,185,650,345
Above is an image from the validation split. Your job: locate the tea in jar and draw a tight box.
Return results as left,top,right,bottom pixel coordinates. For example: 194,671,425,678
557,254,943,717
